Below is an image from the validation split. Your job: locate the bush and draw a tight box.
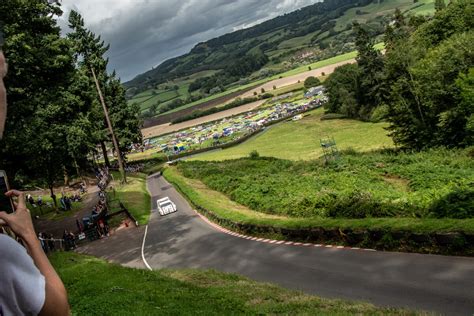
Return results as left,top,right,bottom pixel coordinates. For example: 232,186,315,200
370,105,389,122
429,188,474,219
249,150,260,159
304,76,321,89
260,93,274,99
326,191,396,219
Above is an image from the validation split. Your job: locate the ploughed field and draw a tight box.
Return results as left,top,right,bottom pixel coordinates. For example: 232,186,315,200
178,148,474,220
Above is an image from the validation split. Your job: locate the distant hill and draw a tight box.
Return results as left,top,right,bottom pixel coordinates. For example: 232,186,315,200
125,0,434,117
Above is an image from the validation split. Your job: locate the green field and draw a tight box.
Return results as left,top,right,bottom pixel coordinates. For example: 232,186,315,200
51,252,419,315
334,0,434,32
128,70,218,113
191,108,393,161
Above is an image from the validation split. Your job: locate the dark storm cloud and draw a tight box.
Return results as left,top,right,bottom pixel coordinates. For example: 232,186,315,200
58,0,319,81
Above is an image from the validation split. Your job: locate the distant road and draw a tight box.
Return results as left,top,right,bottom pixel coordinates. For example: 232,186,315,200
143,174,474,315
141,59,355,139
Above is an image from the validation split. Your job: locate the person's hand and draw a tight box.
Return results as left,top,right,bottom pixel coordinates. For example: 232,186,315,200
0,190,37,243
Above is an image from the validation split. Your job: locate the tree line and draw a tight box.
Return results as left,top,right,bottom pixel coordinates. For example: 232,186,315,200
324,0,473,149
0,0,141,203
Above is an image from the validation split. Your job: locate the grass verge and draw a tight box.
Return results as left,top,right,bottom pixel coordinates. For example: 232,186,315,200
110,173,151,225
50,252,419,315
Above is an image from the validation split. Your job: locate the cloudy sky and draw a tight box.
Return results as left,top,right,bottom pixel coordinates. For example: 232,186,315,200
57,0,319,82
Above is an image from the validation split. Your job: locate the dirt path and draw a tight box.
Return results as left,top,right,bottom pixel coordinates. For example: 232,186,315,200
142,99,266,138
33,186,99,238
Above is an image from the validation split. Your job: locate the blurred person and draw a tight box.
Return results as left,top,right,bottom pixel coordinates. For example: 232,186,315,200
0,51,70,315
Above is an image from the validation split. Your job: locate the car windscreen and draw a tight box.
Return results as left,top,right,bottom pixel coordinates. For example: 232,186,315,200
160,202,172,208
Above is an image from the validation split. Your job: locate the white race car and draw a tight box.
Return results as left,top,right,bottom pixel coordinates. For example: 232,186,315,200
157,197,177,216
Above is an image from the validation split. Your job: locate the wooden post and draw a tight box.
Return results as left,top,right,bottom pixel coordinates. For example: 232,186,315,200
91,68,127,184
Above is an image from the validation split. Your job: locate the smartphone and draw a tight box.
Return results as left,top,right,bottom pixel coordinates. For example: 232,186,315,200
0,170,14,214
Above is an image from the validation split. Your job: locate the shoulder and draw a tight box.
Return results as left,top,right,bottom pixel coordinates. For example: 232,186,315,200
0,233,27,258
0,234,46,315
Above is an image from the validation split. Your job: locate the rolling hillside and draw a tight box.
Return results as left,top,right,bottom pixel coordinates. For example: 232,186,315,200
126,0,434,120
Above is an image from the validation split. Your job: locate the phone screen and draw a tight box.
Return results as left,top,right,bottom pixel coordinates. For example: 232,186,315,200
0,171,14,213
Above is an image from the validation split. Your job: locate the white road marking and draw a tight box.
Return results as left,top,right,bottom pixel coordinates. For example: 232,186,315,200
141,225,153,271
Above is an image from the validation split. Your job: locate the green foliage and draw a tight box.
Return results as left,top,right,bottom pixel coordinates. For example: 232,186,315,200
0,0,91,194
386,2,474,149
370,104,389,122
304,76,321,89
68,11,142,155
249,150,260,159
324,63,361,116
179,148,474,219
326,0,474,149
429,188,474,219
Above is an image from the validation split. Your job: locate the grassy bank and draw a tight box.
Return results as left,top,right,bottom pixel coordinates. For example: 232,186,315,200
110,173,151,225
50,252,417,315
182,149,474,219
164,165,474,234
191,108,393,161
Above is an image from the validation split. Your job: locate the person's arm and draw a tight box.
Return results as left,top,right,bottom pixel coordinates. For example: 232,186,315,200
0,190,70,316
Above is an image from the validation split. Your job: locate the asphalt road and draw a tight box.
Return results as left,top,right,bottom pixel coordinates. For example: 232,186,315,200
144,174,474,315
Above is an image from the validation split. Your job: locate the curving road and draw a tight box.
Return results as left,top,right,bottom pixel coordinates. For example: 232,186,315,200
144,173,474,315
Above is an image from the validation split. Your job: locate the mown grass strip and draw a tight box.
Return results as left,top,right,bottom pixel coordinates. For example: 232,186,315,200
110,172,151,225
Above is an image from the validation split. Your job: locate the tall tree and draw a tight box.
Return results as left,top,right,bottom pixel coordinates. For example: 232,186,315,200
353,22,384,118
386,0,474,149
105,72,142,155
68,10,132,183
0,0,91,204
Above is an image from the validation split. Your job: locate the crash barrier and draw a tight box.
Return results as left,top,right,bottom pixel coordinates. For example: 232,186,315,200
168,174,474,257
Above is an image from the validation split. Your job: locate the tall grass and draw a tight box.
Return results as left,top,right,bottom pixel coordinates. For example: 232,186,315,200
179,148,474,219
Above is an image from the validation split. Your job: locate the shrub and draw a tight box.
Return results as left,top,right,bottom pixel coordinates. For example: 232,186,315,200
429,188,474,219
260,93,274,99
249,150,260,159
370,104,389,122
326,191,396,219
304,76,321,89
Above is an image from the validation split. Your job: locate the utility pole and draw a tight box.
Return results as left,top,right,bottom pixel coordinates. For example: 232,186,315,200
91,68,127,184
